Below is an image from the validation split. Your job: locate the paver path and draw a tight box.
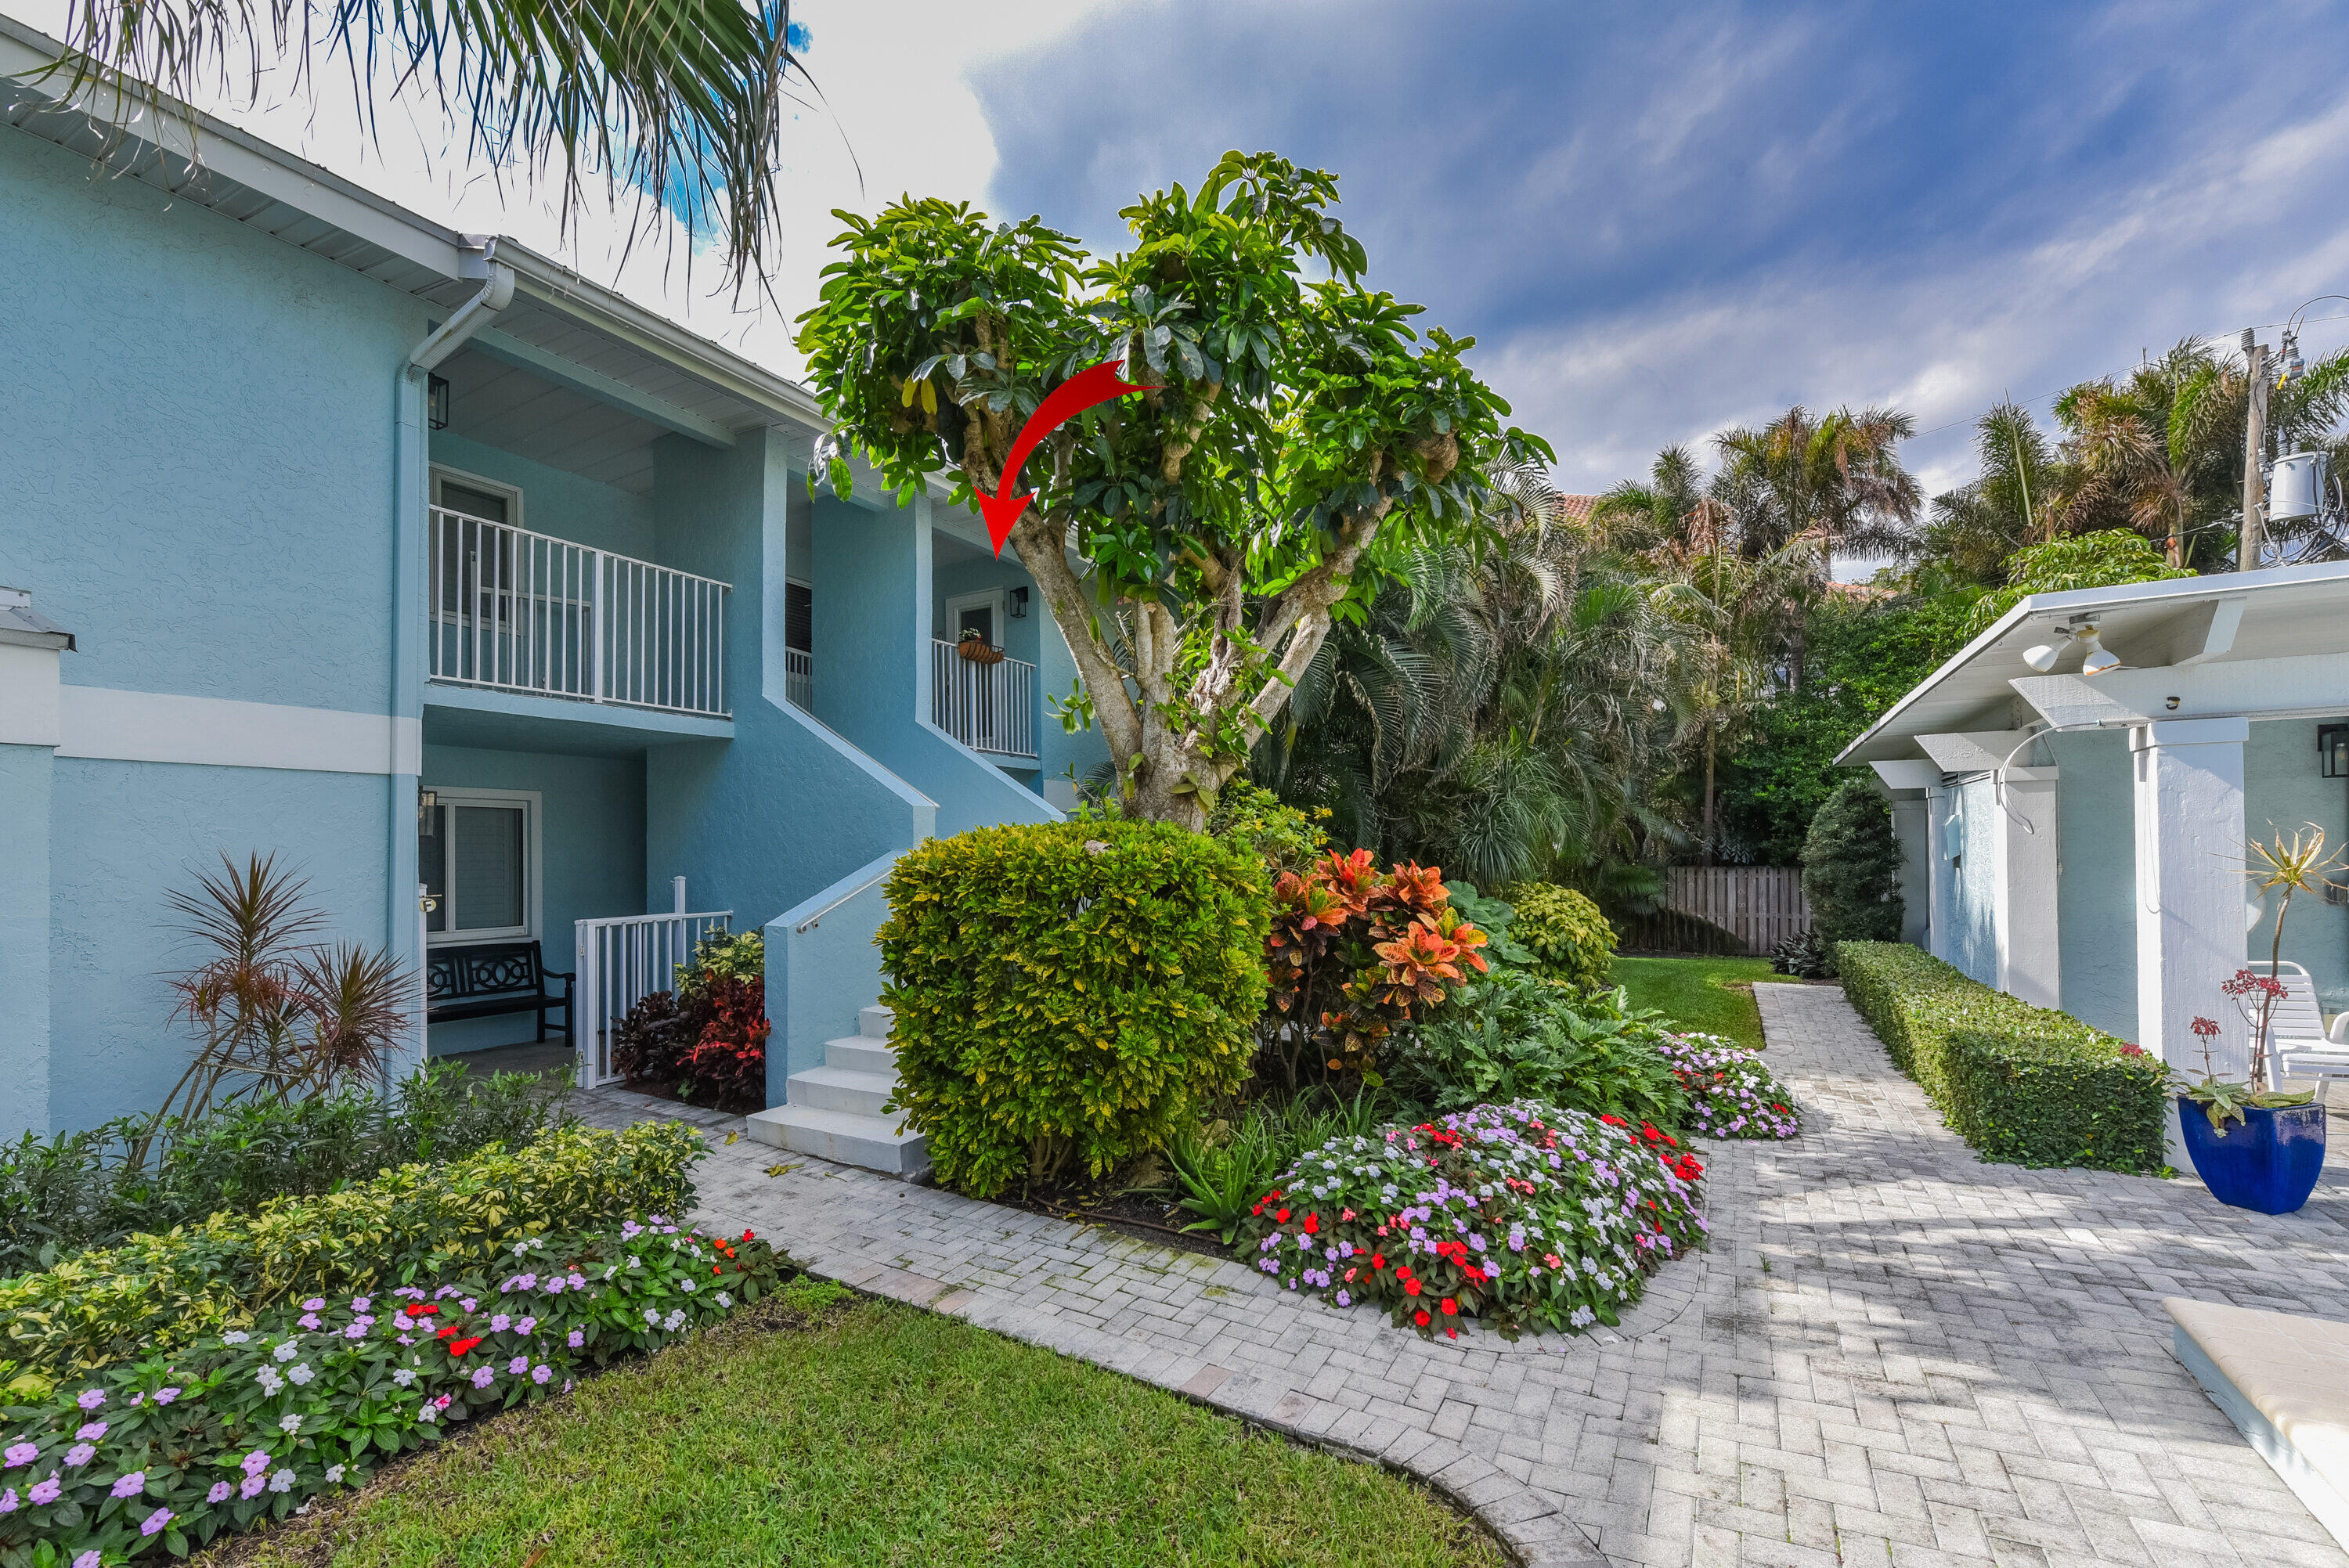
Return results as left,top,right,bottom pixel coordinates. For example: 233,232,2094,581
579,984,2349,1567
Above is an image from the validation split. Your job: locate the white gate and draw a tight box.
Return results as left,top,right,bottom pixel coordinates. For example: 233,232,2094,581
575,892,733,1088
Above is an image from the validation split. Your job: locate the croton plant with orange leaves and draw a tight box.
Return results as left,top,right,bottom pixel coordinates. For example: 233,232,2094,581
1262,848,1489,1087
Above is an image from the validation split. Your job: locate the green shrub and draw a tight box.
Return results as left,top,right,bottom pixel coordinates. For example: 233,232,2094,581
1502,883,1616,989
0,1121,702,1393
1390,970,1690,1127
1206,779,1328,874
878,820,1271,1198
1836,942,2167,1171
1802,781,1904,943
0,1063,574,1279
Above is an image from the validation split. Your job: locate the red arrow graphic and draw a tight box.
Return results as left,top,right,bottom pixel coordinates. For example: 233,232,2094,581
976,359,1144,557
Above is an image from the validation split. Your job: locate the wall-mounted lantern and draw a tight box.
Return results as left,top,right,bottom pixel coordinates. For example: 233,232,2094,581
428,373,451,431
1009,586,1030,619
2322,724,2349,779
417,786,438,827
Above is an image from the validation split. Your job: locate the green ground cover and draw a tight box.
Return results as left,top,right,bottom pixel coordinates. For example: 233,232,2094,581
1611,955,1779,1050
209,1278,1503,1568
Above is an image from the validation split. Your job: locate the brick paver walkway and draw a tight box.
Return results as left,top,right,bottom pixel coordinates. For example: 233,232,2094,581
581,984,2349,1567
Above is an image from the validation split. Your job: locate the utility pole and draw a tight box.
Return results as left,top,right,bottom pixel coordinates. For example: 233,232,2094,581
2242,326,2271,570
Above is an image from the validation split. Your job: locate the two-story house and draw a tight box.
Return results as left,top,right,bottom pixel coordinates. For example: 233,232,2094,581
0,17,1106,1170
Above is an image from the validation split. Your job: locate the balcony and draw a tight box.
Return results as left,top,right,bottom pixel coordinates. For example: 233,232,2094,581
931,640,1035,760
428,509,730,717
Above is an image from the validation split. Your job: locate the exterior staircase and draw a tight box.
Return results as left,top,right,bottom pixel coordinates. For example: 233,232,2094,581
744,1005,928,1177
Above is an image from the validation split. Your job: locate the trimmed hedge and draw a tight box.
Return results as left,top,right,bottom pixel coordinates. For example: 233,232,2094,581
0,1121,702,1393
879,820,1270,1198
1501,883,1616,989
1836,942,2167,1173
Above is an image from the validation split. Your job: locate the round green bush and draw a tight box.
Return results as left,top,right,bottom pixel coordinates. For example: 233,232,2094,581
1801,780,1904,943
877,821,1272,1198
1499,883,1615,990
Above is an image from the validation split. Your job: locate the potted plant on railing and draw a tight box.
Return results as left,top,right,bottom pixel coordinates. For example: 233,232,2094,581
956,629,1005,665
2170,827,2335,1215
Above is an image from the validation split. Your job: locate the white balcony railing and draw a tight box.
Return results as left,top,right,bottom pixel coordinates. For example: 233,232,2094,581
784,647,813,711
575,906,732,1087
931,640,1036,759
429,509,730,716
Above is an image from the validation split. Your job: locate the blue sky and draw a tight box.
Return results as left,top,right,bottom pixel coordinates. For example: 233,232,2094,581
960,0,2349,506
12,0,2349,521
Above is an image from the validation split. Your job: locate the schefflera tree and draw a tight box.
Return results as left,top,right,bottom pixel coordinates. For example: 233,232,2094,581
794,151,1552,827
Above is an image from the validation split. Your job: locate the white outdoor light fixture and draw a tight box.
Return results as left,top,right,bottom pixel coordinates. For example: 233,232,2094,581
2079,627,2121,676
2021,643,2061,672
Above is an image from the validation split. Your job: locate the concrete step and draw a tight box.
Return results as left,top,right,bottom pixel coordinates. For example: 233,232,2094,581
788,1063,897,1117
859,1004,893,1040
744,1102,927,1177
824,1035,897,1076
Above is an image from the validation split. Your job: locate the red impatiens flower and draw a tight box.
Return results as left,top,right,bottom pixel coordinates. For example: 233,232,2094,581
435,1326,459,1340
1600,1114,1628,1126
1302,1213,1320,1236
448,1336,482,1357
1440,1298,1458,1316
1275,1208,1291,1223
405,1304,438,1317
1414,1310,1431,1326
1370,1253,1386,1270
1405,1279,1423,1296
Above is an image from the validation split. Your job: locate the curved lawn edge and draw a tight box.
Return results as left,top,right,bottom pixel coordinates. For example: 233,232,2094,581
833,1259,1612,1568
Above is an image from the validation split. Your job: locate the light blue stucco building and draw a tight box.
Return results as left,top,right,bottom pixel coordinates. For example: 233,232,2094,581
1838,562,2349,1094
0,18,1104,1160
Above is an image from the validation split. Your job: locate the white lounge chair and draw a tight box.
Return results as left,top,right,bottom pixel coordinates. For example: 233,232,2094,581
2262,961,2349,1101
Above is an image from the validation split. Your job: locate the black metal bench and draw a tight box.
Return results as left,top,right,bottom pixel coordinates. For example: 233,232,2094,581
425,940,575,1042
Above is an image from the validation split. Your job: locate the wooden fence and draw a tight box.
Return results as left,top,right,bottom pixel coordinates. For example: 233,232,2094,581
1616,867,1810,957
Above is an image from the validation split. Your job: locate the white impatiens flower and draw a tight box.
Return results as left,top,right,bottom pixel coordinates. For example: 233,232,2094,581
643,1308,662,1326
325,1464,345,1484
278,1414,301,1434
715,1292,732,1308
680,1279,695,1292
287,1364,313,1386
662,1310,685,1332
268,1468,295,1493
392,1368,415,1388
272,1341,301,1362
253,1368,284,1395
221,1331,251,1345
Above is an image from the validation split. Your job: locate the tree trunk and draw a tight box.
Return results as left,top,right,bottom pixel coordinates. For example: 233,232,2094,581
1701,728,1717,867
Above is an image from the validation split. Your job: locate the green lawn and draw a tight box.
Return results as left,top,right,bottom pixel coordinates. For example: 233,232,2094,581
212,1278,1501,1568
1613,954,1782,1049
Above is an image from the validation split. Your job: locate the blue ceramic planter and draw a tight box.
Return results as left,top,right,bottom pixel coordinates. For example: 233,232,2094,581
2176,1098,2328,1215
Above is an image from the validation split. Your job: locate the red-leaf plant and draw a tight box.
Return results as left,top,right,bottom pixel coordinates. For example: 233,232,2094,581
1262,848,1488,1089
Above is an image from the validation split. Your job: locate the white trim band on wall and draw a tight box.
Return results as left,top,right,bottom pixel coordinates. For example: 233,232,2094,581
52,687,423,774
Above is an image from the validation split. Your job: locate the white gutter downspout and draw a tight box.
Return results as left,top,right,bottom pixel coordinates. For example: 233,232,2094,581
390,260,516,1071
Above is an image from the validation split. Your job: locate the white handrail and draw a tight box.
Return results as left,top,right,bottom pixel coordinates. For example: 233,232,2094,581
931,639,1036,758
430,508,731,716
575,908,733,1087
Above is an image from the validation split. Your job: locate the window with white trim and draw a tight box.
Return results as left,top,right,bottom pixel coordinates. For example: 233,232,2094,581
420,788,540,942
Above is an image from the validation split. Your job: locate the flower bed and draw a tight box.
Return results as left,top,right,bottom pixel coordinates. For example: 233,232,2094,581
1238,1101,1706,1341
0,1217,790,1564
1658,1034,1800,1139
1,1122,702,1393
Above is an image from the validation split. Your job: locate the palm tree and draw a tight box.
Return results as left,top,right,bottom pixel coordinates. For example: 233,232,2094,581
1911,400,2066,583
45,0,806,281
2055,341,2235,568
1712,406,1921,685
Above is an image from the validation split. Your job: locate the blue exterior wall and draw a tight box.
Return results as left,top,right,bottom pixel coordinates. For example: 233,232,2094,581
428,433,656,561
2050,729,2139,1041
45,759,393,1130
810,497,1058,838
644,434,933,933
2246,717,2349,1013
0,744,55,1140
1,124,422,715
2,121,428,1131
1944,777,1998,987
420,741,650,1054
